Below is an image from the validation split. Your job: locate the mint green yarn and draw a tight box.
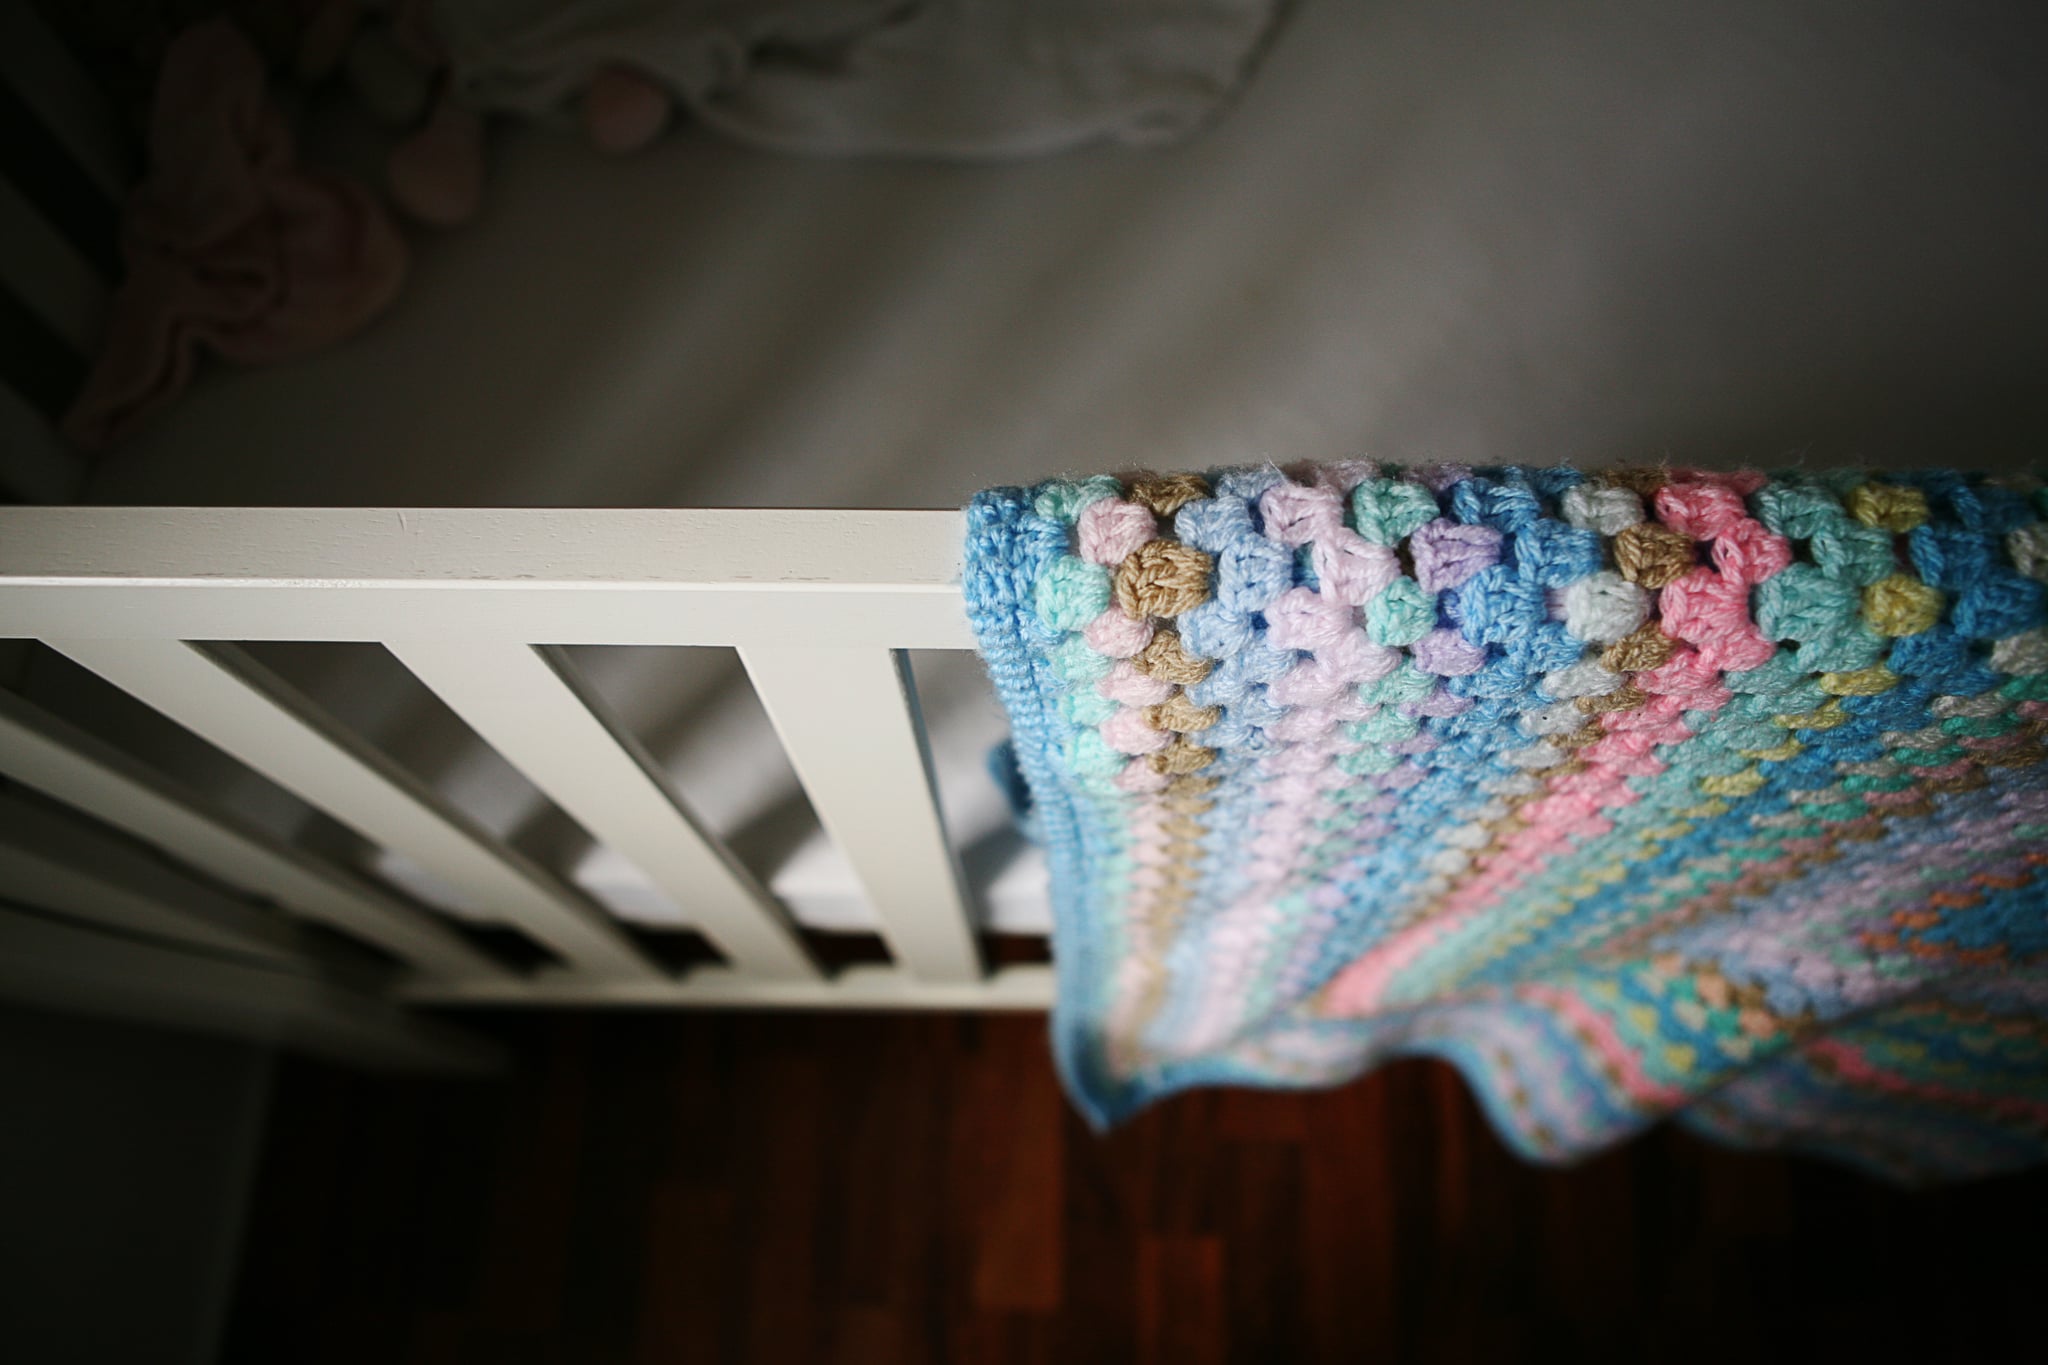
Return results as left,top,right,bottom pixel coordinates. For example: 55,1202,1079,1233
1060,687,1120,727
1711,719,1782,751
1366,577,1436,647
1809,522,1896,587
1796,625,1887,674
1338,746,1401,776
1361,661,1436,705
2003,675,2048,701
1035,555,1112,631
1842,772,1916,793
1078,772,1126,799
1350,479,1440,546
1896,744,1968,768
1050,633,1114,684
1755,565,1857,642
1726,653,1827,713
1348,707,1420,745
1065,729,1126,779
1752,483,1841,541
1032,476,1123,524
1685,747,1756,778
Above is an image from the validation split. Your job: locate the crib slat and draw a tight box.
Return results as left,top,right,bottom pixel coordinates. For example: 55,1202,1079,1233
0,381,88,502
0,688,508,982
389,640,820,981
740,647,981,983
0,792,313,967
0,173,108,355
45,638,661,981
0,5,134,201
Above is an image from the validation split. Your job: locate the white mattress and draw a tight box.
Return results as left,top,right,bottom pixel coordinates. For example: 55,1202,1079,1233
56,0,2048,943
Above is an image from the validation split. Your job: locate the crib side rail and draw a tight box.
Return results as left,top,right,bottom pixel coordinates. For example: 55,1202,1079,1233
0,506,1049,1027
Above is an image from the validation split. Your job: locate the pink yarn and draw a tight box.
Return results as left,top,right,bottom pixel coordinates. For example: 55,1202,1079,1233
1099,660,1176,707
1637,649,1730,707
1264,588,1354,650
1311,531,1401,606
1319,631,1401,684
1310,460,1377,494
1653,483,1748,540
1114,760,1172,794
1268,658,1351,707
1102,707,1173,755
1711,518,1794,585
1258,482,1344,547
1077,499,1158,567
1659,568,1774,672
1084,608,1155,658
1268,707,1338,743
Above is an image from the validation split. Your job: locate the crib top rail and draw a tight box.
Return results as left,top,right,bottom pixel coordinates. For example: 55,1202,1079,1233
0,503,1022,1032
0,506,975,648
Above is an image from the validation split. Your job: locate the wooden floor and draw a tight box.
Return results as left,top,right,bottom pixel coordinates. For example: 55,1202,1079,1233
228,1011,2048,1364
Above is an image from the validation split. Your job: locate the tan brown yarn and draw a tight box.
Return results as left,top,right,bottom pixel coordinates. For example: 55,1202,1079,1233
1556,722,1609,751
1601,621,1677,673
1149,736,1216,775
1577,683,1649,715
1134,627,1212,685
1146,694,1221,734
1613,523,1697,589
1116,541,1214,620
1594,467,1672,498
1127,473,1212,518
1162,775,1218,816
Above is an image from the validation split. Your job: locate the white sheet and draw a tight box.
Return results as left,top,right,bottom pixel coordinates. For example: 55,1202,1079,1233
65,0,2048,943
436,0,1281,159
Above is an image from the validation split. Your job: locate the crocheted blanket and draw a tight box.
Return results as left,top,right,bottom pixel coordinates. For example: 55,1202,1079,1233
963,465,2048,1181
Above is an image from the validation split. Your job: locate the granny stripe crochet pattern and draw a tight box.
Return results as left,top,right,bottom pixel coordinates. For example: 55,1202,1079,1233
963,464,2048,1181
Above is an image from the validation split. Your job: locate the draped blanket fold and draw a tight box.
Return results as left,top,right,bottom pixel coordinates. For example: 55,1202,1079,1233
963,464,2048,1182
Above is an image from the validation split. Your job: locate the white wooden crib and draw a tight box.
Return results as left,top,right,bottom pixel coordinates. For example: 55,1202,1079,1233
0,505,1053,1069
0,9,1067,1070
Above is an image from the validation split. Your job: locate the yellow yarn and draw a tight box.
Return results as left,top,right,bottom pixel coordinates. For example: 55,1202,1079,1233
1699,769,1766,798
1775,699,1849,731
1863,573,1944,637
1820,664,1901,696
1738,738,1805,762
1845,482,1929,533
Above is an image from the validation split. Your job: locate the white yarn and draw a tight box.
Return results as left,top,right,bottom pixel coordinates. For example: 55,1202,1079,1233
1503,740,1568,770
1543,658,1624,700
1483,772,1545,798
1561,485,1644,537
1522,698,1588,737
1932,692,2007,719
1991,627,2048,677
1561,570,1650,644
2008,524,2048,581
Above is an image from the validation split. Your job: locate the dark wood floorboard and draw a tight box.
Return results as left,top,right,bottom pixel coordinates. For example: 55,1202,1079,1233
226,1012,2048,1364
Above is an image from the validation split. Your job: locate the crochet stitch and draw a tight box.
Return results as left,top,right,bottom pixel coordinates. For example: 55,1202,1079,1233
963,463,2048,1181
